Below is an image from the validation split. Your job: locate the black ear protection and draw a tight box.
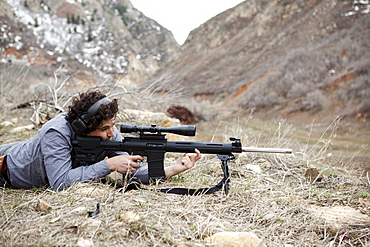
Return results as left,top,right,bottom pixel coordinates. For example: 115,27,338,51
71,97,112,136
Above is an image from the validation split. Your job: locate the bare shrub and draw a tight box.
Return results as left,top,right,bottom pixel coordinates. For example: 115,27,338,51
187,98,222,122
336,75,370,102
133,73,188,112
0,65,196,127
240,15,369,112
0,63,35,113
244,46,327,108
133,73,223,123
301,90,326,111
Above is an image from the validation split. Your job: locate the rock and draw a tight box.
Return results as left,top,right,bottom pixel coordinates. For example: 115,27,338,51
205,232,264,247
309,205,370,229
70,206,87,214
81,219,102,228
11,124,35,133
105,171,123,183
244,164,262,174
22,228,40,235
118,211,140,223
304,167,323,182
167,105,198,124
76,238,93,247
108,229,129,240
0,121,14,127
35,199,52,212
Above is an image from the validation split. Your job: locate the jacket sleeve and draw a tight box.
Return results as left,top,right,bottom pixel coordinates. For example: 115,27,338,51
41,129,111,190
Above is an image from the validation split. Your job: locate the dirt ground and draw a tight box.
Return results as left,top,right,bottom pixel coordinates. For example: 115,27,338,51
1,108,370,246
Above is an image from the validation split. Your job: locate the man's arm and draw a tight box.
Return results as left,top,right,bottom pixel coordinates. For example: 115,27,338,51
41,130,111,190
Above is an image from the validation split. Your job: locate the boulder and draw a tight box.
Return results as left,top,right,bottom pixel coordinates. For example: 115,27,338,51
309,205,370,230
205,232,264,247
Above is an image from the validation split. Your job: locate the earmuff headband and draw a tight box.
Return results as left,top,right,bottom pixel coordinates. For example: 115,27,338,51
80,97,112,123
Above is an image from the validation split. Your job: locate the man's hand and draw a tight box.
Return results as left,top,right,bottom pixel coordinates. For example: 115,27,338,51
106,154,143,174
165,149,201,179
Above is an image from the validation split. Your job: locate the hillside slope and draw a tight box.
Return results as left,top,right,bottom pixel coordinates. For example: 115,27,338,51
0,0,369,167
0,0,179,87
152,0,369,136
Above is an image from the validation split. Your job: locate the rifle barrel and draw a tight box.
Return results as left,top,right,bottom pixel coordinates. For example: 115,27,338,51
242,147,292,154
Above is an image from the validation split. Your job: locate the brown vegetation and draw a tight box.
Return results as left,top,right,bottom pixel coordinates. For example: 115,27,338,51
0,0,370,245
0,110,369,246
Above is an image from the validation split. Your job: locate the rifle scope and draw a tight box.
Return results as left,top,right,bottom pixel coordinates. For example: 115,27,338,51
120,124,196,136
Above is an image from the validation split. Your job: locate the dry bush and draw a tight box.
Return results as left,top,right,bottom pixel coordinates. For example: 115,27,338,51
0,63,36,115
0,64,188,126
132,73,188,112
0,63,77,124
240,14,370,114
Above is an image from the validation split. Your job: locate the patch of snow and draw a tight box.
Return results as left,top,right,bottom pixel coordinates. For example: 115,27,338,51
4,0,131,76
344,0,370,15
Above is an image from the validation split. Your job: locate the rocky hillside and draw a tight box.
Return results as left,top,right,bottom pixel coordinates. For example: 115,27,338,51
151,0,370,135
1,0,369,137
0,0,179,87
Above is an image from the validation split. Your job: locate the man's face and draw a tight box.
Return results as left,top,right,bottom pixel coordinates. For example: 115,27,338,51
86,118,116,140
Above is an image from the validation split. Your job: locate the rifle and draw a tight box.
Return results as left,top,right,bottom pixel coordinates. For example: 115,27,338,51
72,124,292,195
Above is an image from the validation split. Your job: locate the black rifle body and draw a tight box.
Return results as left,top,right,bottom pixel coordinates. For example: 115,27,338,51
72,134,244,180
72,124,292,184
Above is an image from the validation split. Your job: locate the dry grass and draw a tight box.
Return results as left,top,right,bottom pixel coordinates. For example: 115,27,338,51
1,70,369,246
1,117,369,247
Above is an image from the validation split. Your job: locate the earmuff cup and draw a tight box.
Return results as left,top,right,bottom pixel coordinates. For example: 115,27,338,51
71,117,88,136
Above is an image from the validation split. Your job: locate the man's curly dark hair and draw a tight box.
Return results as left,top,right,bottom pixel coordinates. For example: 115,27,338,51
66,90,118,134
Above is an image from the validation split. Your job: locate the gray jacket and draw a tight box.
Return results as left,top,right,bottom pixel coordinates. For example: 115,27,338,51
4,113,148,190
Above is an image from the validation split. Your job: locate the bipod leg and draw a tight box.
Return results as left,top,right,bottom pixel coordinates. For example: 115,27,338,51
217,154,233,195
